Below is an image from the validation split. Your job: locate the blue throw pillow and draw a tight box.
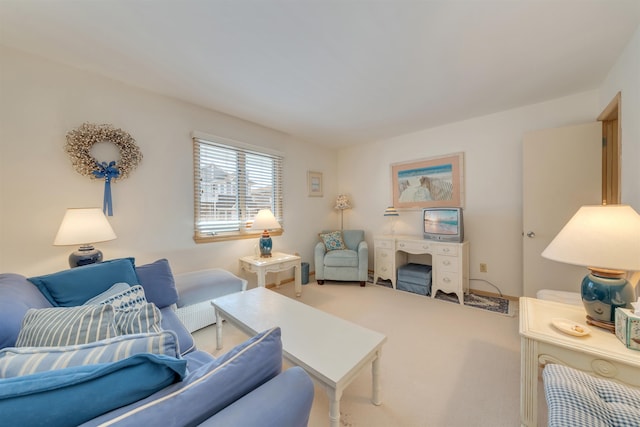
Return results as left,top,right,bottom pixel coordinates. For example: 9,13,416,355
28,258,139,307
135,259,179,308
86,327,283,425
0,353,187,427
0,331,180,378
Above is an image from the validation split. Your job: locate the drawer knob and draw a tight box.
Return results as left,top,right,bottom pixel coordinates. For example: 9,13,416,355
443,260,451,266
381,253,387,258
443,277,451,283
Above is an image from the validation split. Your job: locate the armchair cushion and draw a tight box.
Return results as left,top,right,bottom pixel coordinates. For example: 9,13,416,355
319,231,346,251
323,250,359,268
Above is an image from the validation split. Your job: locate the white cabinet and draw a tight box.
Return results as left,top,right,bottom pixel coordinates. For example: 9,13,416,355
373,235,469,305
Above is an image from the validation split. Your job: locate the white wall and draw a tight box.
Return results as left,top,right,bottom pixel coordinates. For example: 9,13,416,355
599,26,640,211
338,91,601,297
0,46,338,278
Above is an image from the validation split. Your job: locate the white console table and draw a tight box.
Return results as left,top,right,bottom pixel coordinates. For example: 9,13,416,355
373,235,469,304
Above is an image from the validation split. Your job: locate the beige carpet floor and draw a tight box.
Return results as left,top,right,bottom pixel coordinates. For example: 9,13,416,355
193,281,532,427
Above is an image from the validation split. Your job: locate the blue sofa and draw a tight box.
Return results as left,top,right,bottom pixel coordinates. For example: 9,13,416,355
0,259,314,426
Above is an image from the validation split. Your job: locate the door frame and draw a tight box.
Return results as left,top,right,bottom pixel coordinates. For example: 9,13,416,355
598,92,621,204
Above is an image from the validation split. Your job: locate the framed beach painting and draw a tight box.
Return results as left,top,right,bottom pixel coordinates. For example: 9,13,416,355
307,171,323,197
391,152,464,209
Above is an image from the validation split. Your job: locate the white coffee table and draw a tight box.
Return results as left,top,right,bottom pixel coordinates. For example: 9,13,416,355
239,252,302,296
212,287,387,427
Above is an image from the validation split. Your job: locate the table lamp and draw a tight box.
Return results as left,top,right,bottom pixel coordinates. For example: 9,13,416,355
335,195,351,230
251,209,281,258
54,208,117,268
384,206,399,234
541,204,640,330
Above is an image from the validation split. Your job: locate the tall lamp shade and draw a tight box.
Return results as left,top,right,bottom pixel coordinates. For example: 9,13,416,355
541,204,640,329
250,209,281,258
335,195,351,230
54,208,117,268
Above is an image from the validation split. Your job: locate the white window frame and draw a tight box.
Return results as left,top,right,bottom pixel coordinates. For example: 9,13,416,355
192,131,284,243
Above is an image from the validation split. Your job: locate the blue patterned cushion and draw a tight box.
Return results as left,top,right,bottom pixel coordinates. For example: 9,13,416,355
82,282,131,305
15,305,117,347
543,364,640,427
0,353,186,427
113,302,163,335
0,331,180,378
319,231,346,251
86,284,147,312
28,258,139,307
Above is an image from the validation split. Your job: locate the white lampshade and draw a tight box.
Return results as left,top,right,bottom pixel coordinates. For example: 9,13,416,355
250,209,281,231
54,208,117,246
541,205,640,272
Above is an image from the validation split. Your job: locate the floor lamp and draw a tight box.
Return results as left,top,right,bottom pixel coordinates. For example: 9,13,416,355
335,195,351,230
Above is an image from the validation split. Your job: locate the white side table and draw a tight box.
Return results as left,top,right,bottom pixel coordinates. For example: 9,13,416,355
519,297,640,426
239,252,302,296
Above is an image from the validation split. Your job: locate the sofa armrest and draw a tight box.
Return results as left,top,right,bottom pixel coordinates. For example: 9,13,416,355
198,367,314,427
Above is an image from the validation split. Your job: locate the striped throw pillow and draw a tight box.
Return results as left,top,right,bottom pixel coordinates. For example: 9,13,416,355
15,305,117,347
0,331,180,378
114,302,163,335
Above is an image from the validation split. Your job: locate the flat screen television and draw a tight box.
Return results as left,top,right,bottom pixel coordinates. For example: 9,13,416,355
422,207,464,242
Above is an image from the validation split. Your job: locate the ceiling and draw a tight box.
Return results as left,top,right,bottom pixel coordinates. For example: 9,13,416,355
1,1,638,147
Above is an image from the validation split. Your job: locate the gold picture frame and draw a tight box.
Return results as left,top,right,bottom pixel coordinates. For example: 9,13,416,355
307,171,323,197
391,152,464,209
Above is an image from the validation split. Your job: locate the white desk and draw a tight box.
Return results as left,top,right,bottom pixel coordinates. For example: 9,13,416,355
239,252,302,297
212,288,387,427
519,297,640,426
374,235,469,304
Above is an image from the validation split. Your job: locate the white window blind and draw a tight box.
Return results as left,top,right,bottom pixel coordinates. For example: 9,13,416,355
193,135,283,241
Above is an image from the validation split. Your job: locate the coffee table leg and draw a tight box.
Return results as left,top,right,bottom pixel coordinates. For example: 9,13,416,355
372,349,382,405
294,262,302,297
327,387,342,427
214,308,223,350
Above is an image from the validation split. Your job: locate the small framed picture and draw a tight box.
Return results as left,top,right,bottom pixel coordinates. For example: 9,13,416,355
307,171,323,197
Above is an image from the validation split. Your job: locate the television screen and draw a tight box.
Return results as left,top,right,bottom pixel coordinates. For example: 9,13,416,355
423,208,463,242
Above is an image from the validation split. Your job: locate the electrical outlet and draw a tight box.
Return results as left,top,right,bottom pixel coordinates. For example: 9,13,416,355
480,263,488,273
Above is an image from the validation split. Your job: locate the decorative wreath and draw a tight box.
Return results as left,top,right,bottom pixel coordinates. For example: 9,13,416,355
65,122,143,181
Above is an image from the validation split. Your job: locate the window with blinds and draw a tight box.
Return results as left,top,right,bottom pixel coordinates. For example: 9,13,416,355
193,134,283,242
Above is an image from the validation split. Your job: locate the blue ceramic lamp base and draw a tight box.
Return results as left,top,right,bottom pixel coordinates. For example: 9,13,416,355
69,245,103,268
581,268,634,331
259,231,273,258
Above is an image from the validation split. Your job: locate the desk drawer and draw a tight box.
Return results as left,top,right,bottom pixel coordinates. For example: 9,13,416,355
375,239,393,249
396,240,431,253
435,255,459,273
435,244,458,256
435,271,461,292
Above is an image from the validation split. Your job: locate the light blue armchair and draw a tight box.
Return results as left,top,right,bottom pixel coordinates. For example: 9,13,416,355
314,230,368,286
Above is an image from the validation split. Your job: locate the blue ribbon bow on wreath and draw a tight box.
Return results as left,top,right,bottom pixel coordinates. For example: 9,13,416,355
92,161,120,216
